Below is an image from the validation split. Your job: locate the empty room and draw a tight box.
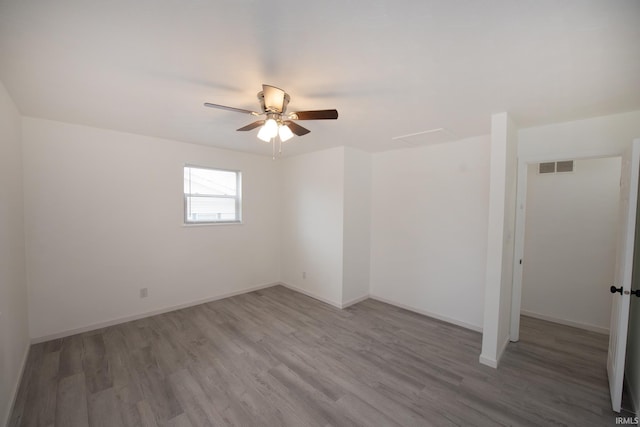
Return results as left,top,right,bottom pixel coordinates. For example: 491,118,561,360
2,1,640,426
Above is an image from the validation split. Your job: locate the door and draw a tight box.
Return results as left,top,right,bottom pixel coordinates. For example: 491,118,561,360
608,138,640,412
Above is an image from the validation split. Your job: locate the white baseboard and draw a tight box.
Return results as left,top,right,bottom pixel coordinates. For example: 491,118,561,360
341,294,369,309
520,310,609,335
369,294,483,333
479,354,498,368
30,282,279,344
278,282,343,309
31,282,366,344
30,283,486,353
277,283,368,309
3,342,30,427
478,335,510,369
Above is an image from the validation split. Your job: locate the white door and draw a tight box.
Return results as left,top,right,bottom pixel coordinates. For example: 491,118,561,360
608,138,640,412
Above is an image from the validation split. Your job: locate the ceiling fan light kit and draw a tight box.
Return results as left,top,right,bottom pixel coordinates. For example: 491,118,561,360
204,84,338,158
257,118,278,142
278,123,294,142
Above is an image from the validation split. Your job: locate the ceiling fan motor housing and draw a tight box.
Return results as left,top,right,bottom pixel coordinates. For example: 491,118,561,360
258,88,290,114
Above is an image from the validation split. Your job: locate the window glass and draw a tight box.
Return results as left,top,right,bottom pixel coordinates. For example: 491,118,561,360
184,166,241,224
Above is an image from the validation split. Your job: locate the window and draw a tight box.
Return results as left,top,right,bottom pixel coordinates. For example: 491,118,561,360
184,165,241,224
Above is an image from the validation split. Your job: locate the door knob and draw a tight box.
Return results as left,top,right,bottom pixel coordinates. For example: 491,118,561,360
610,285,623,295
631,289,640,297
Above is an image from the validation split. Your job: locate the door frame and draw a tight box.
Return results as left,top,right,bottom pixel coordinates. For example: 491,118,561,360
510,152,623,342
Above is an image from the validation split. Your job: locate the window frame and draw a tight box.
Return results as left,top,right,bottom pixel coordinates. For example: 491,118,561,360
183,164,242,225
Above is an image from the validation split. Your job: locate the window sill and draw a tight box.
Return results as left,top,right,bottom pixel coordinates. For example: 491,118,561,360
183,221,243,227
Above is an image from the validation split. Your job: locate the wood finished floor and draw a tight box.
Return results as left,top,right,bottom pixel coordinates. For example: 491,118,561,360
10,285,620,426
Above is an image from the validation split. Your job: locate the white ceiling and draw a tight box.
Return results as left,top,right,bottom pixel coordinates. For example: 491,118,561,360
1,0,639,157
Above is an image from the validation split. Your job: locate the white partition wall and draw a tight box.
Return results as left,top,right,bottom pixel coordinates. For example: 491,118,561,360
369,135,491,330
342,147,372,307
480,112,518,368
280,146,372,308
0,82,30,427
280,147,346,306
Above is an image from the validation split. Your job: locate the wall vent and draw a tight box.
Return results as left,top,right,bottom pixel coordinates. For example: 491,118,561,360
539,162,556,174
538,160,574,174
556,160,574,173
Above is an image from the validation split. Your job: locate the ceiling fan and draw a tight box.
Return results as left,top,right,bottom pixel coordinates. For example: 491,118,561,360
204,84,338,156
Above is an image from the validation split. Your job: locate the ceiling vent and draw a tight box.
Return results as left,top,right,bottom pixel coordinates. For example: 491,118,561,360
391,128,456,146
538,160,574,174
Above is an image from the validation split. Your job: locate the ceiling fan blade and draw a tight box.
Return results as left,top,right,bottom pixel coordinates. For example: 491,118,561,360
284,120,311,136
289,109,338,120
236,120,265,131
262,84,287,112
204,102,259,116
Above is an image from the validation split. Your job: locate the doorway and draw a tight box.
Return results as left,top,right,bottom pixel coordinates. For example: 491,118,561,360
512,157,621,337
510,152,640,413
511,155,623,341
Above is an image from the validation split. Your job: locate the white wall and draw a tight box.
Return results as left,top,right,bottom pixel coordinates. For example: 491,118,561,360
370,135,491,330
519,110,640,161
499,114,518,346
522,158,620,333
342,147,371,306
480,112,518,368
0,82,29,426
22,118,281,340
280,147,345,306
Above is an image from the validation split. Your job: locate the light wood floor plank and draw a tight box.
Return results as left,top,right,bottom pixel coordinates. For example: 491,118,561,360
87,387,124,427
55,372,89,427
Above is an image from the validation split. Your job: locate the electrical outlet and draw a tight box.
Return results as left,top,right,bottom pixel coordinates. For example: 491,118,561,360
302,271,306,279
140,288,148,298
